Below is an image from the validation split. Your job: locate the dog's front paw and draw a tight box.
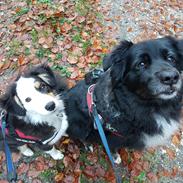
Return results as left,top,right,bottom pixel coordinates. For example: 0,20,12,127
113,152,122,164
51,150,64,160
45,146,64,160
18,145,34,157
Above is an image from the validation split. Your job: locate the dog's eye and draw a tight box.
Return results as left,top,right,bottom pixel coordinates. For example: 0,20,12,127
25,97,31,102
167,55,175,63
137,61,147,69
39,82,50,92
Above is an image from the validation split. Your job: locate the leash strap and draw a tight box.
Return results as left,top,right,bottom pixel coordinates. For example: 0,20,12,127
0,111,17,182
87,85,122,183
91,106,122,183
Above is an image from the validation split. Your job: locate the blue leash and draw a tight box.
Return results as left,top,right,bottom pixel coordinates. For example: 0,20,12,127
92,106,122,183
0,110,17,182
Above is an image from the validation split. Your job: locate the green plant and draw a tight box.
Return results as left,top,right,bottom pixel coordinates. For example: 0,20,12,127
30,29,38,43
55,53,63,60
134,171,146,183
39,169,56,183
52,65,71,78
75,0,90,16
37,0,51,4
38,14,48,24
82,40,92,54
80,174,90,183
25,47,31,56
72,34,82,43
7,39,22,57
16,7,29,16
79,152,92,166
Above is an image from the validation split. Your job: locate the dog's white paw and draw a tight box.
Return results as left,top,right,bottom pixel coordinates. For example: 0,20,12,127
113,152,122,164
45,146,64,160
18,145,34,156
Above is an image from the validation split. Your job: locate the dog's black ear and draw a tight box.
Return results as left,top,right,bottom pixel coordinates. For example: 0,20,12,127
103,40,133,71
0,84,26,116
25,64,56,87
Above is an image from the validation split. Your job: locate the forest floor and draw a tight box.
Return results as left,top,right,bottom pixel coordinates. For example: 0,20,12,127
0,0,183,182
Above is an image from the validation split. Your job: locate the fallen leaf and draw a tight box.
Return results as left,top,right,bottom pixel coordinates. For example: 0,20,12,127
172,134,181,146
67,55,78,64
55,172,64,182
38,37,45,44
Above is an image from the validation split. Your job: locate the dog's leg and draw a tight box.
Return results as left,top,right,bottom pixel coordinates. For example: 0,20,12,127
18,144,34,156
45,146,64,160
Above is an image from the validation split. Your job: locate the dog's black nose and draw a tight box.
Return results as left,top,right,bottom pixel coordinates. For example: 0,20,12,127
45,101,56,111
158,70,179,85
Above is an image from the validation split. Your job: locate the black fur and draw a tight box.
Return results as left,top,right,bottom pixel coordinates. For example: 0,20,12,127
65,36,183,152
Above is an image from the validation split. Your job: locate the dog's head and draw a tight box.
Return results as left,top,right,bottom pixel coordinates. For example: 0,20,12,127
0,64,67,116
104,36,183,100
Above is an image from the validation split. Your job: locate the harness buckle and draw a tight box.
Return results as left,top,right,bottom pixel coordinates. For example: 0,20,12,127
0,110,6,120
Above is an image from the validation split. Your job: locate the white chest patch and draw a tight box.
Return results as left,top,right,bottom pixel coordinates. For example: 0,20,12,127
19,106,68,145
143,114,179,148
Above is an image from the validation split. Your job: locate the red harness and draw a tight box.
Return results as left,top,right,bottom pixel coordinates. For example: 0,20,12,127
86,84,124,138
0,121,40,143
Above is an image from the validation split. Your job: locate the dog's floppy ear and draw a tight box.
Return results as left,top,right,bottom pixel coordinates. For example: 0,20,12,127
25,64,56,86
104,41,133,83
0,84,26,116
103,40,133,71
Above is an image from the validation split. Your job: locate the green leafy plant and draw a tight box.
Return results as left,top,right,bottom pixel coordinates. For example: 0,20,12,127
39,169,56,183
16,7,29,16
30,29,38,43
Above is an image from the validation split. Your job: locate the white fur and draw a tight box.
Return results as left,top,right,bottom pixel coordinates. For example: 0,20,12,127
158,79,182,100
113,152,122,164
45,146,64,160
158,91,178,100
16,77,61,115
143,114,179,147
18,144,34,156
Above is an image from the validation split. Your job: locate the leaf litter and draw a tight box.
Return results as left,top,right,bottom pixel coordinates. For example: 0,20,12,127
0,0,183,182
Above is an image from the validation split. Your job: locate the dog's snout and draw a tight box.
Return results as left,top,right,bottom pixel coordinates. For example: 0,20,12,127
158,70,179,85
45,101,56,111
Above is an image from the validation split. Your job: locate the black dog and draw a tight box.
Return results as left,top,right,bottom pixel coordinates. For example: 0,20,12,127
0,65,68,160
65,36,183,156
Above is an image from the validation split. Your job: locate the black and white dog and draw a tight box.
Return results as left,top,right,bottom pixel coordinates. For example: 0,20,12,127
0,65,68,160
65,36,183,158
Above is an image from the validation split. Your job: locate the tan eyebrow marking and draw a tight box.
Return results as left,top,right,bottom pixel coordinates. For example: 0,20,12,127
34,81,40,89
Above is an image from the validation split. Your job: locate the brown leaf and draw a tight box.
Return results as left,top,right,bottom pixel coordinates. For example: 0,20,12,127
147,172,158,183
127,27,133,32
18,55,25,66
70,70,79,79
77,16,86,23
166,148,176,159
17,163,29,175
104,169,115,183
67,55,78,64
63,175,75,183
55,172,64,182
120,149,129,165
38,37,45,44
47,37,53,44
83,166,96,178
61,22,72,33
95,165,105,177
172,134,181,146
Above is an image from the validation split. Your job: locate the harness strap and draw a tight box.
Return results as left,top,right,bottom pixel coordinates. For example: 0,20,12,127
0,110,17,182
87,85,122,183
